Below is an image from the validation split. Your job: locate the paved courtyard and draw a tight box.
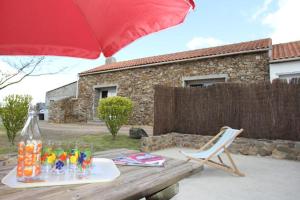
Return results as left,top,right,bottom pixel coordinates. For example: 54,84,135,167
154,148,300,200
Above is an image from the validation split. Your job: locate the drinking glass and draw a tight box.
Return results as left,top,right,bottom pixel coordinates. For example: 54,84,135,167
52,142,67,175
41,140,54,173
77,143,93,176
68,142,79,172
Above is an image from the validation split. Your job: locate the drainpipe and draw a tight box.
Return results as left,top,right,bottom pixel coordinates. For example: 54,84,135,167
268,40,273,82
76,74,79,99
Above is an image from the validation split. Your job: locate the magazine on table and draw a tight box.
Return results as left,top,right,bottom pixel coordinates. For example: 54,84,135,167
113,153,165,167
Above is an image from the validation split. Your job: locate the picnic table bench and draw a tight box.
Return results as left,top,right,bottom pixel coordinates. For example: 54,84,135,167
0,149,202,200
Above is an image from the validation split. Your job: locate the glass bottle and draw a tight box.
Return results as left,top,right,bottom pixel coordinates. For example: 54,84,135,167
17,108,42,182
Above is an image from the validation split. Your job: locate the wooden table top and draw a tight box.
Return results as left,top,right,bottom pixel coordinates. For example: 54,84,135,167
0,149,201,200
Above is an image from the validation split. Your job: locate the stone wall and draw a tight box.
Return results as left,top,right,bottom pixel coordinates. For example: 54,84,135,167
140,133,300,161
48,99,65,123
77,52,269,125
48,97,87,123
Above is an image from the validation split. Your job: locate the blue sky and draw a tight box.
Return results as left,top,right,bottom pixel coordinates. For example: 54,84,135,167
1,0,299,103
113,0,276,60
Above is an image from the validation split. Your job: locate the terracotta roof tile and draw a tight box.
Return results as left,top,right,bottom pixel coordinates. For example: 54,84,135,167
272,41,300,61
80,38,271,75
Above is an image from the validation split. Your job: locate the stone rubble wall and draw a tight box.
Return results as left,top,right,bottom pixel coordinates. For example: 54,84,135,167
140,133,300,161
48,97,87,123
48,99,65,123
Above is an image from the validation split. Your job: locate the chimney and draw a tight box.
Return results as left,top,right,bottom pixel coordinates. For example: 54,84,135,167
105,57,117,65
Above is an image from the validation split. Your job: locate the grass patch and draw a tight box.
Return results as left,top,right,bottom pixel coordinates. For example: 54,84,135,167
0,124,5,135
0,135,18,155
0,144,17,155
0,124,19,154
82,134,140,152
0,133,140,156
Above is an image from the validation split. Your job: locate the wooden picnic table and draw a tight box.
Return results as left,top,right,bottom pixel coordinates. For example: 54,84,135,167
0,149,201,200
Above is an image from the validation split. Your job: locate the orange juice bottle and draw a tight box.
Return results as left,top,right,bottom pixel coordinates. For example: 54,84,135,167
17,109,42,182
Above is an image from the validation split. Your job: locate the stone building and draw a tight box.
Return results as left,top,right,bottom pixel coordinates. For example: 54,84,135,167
46,81,77,122
74,38,271,125
269,40,300,82
45,81,77,107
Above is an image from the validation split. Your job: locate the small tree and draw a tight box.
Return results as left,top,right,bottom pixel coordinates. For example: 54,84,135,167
0,95,32,144
98,96,133,139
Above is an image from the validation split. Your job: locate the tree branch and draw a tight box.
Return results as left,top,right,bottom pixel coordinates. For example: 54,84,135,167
0,59,40,90
0,57,69,90
29,66,69,76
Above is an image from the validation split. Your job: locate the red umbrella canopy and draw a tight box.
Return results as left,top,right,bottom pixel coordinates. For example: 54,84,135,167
0,0,195,59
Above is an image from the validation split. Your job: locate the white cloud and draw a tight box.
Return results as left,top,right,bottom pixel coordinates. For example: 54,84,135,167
262,0,300,43
252,0,273,20
186,37,224,50
0,74,77,104
0,60,18,74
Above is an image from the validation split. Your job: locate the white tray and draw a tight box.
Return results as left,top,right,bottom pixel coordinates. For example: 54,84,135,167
1,158,120,188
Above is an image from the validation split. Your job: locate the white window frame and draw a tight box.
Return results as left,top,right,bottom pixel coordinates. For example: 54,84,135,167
277,72,300,83
182,74,228,87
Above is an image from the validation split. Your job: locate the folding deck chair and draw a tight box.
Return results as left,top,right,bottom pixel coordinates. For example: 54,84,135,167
180,126,245,176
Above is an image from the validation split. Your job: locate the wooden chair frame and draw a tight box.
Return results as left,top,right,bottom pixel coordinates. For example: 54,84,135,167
182,126,245,177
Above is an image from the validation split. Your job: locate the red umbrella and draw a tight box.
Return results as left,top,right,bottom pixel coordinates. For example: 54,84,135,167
0,0,195,59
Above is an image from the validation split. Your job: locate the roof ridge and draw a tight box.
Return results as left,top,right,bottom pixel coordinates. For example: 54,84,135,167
293,41,300,55
272,40,300,46
80,38,272,75
272,40,300,61
117,38,271,62
98,38,271,66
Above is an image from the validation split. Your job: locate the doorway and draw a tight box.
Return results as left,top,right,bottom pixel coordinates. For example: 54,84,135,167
93,86,117,119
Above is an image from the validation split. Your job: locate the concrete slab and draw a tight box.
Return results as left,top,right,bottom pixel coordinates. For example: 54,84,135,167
153,148,300,200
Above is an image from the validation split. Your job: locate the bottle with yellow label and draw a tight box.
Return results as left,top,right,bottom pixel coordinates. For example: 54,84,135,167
17,108,42,182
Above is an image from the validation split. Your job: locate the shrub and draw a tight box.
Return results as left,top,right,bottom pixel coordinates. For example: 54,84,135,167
98,96,133,139
0,95,32,144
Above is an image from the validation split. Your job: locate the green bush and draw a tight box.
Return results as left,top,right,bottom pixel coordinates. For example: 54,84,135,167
98,96,133,139
0,95,32,145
